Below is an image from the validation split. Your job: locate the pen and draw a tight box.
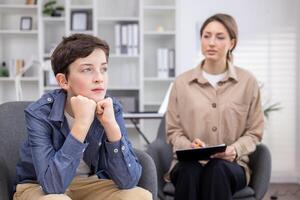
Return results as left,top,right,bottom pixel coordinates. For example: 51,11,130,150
194,143,203,148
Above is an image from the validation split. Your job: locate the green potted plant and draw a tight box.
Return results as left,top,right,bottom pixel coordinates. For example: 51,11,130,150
263,102,281,119
43,0,64,17
260,83,281,119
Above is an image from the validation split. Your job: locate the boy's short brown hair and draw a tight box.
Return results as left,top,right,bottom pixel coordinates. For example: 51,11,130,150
51,33,110,77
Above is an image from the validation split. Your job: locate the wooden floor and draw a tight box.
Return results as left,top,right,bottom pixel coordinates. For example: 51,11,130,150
263,183,300,200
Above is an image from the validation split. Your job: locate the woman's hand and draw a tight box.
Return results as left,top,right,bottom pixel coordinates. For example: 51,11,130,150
211,145,237,162
191,138,206,148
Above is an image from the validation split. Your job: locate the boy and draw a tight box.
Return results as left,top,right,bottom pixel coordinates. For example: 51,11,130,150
14,34,152,200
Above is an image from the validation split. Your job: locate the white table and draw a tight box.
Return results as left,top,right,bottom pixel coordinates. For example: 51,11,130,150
123,112,164,144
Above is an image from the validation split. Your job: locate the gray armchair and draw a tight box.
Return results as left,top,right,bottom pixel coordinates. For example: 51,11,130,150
147,116,271,200
0,101,157,200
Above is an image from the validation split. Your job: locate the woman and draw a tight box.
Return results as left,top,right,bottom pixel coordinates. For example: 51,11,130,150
166,13,264,200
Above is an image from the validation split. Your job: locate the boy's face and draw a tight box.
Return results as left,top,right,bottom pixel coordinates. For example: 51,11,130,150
59,48,108,102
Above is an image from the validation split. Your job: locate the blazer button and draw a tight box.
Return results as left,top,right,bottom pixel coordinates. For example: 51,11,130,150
212,103,217,108
212,126,217,132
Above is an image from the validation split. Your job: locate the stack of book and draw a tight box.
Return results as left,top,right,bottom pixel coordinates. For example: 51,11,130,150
114,23,139,55
156,48,175,78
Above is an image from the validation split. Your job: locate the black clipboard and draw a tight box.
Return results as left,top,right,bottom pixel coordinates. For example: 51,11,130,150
176,144,227,161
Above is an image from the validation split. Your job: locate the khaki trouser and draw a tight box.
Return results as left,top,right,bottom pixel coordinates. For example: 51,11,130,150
14,176,152,200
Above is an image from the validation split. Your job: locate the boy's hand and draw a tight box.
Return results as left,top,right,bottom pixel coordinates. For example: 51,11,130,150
96,97,115,125
191,138,206,148
96,98,121,142
211,145,237,162
70,95,96,142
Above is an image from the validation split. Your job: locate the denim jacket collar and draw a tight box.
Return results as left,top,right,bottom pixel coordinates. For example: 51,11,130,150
48,89,67,123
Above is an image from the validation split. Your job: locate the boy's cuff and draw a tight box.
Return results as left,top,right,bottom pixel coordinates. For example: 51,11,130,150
104,136,129,158
61,133,88,159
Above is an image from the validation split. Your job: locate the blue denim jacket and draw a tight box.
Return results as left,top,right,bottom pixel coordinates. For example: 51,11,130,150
15,89,142,194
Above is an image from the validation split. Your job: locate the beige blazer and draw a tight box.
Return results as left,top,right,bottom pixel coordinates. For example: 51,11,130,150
166,62,264,184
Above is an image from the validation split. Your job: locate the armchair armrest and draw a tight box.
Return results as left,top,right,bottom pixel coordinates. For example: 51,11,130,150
134,148,158,200
0,157,10,200
147,139,173,199
248,144,271,200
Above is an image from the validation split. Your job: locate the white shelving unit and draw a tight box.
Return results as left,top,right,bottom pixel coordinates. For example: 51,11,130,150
0,0,176,148
141,0,176,144
0,0,40,103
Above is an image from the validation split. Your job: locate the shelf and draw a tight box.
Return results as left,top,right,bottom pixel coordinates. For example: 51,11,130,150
70,30,94,35
97,17,139,22
0,30,38,35
110,54,140,58
0,77,39,82
144,5,175,10
70,5,93,10
144,77,174,82
43,17,65,22
0,4,37,14
20,77,39,81
0,77,14,81
144,0,176,7
144,31,175,35
144,8,175,32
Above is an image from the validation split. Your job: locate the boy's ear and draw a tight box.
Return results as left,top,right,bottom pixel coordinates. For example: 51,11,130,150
56,73,69,90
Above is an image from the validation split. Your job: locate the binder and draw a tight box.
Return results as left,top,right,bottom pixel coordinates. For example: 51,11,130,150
121,24,128,54
114,24,121,55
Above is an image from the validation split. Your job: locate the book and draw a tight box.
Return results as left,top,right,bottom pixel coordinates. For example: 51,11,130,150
168,49,175,77
157,48,168,78
114,24,121,54
132,23,139,55
121,24,128,54
176,144,227,161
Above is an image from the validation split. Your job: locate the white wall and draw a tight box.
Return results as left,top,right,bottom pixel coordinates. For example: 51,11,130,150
176,0,300,183
296,6,300,183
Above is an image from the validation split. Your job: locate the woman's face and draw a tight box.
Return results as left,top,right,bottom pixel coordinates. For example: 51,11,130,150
201,21,235,62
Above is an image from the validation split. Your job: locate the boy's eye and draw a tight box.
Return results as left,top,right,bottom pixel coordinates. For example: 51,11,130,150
82,67,92,72
100,67,108,73
203,35,210,39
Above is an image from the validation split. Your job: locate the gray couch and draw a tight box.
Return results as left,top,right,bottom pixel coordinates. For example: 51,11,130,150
0,101,157,200
147,116,271,200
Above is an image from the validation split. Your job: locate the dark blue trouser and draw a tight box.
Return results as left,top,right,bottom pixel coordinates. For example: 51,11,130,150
170,159,246,200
